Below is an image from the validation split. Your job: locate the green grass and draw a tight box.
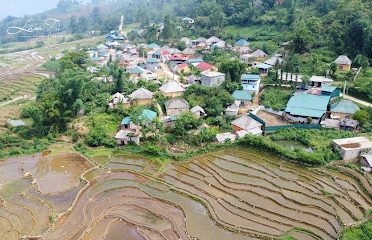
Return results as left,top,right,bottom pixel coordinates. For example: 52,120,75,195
85,112,121,137
260,87,294,111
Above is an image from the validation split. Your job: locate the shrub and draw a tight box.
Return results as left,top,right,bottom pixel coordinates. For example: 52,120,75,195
85,127,116,148
143,144,162,156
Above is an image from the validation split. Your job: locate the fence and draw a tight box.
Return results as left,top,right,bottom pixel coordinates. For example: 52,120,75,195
265,124,321,133
248,113,321,133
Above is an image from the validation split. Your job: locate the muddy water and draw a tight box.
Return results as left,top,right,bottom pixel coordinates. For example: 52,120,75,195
0,153,92,239
1,148,371,240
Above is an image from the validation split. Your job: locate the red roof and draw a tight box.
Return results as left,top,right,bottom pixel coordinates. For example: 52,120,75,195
196,62,213,71
162,50,170,55
178,63,189,69
169,54,189,61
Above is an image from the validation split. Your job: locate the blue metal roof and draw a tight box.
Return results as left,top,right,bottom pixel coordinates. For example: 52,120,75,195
242,74,260,81
187,58,204,64
121,117,131,125
235,39,249,46
232,90,253,101
146,58,160,63
256,63,272,69
140,109,157,121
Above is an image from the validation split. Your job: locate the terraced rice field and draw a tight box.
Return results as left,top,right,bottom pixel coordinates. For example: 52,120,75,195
0,148,371,239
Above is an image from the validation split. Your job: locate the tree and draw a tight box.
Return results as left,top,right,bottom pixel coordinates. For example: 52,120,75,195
162,15,175,42
219,59,246,83
172,112,201,137
78,16,89,33
69,16,79,33
291,22,315,53
353,54,369,70
91,6,102,25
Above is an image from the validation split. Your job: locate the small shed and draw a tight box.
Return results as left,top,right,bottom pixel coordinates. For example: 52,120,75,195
165,98,190,116
216,133,237,143
334,55,352,71
330,99,360,119
333,137,372,161
191,105,207,118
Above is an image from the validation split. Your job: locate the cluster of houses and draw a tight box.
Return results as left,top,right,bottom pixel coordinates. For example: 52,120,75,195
85,28,362,147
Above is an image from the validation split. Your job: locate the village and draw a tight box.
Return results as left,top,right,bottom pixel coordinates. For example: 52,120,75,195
69,24,371,172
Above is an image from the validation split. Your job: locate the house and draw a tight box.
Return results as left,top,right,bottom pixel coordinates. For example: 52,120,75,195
256,63,272,76
320,86,340,98
191,105,207,118
236,46,252,54
335,55,352,71
333,137,372,161
147,43,161,51
182,47,196,56
180,37,192,47
129,88,153,105
108,92,130,109
187,58,204,65
251,49,268,60
200,71,226,87
192,37,207,46
153,49,170,62
182,17,195,25
165,98,190,116
127,66,157,81
231,115,263,136
284,93,331,123
116,109,157,145
235,39,249,48
225,101,241,116
174,63,191,74
216,133,237,143
241,74,261,94
310,76,333,87
211,41,226,49
232,90,253,106
196,62,216,72
360,155,372,172
206,36,222,46
265,56,284,66
169,54,189,64
160,80,185,98
146,58,161,72
330,99,360,119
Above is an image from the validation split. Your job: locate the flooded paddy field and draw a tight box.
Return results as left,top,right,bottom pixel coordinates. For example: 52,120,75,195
0,148,371,240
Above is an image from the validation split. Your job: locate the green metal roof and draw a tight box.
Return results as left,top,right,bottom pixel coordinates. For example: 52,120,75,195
321,86,337,93
147,43,161,49
232,90,253,101
331,99,360,114
140,109,157,121
285,93,331,118
242,74,260,81
128,67,144,74
121,109,157,125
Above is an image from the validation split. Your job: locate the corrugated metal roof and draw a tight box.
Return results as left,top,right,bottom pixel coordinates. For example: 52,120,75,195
242,74,260,81
285,93,330,118
232,90,253,101
331,99,360,114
